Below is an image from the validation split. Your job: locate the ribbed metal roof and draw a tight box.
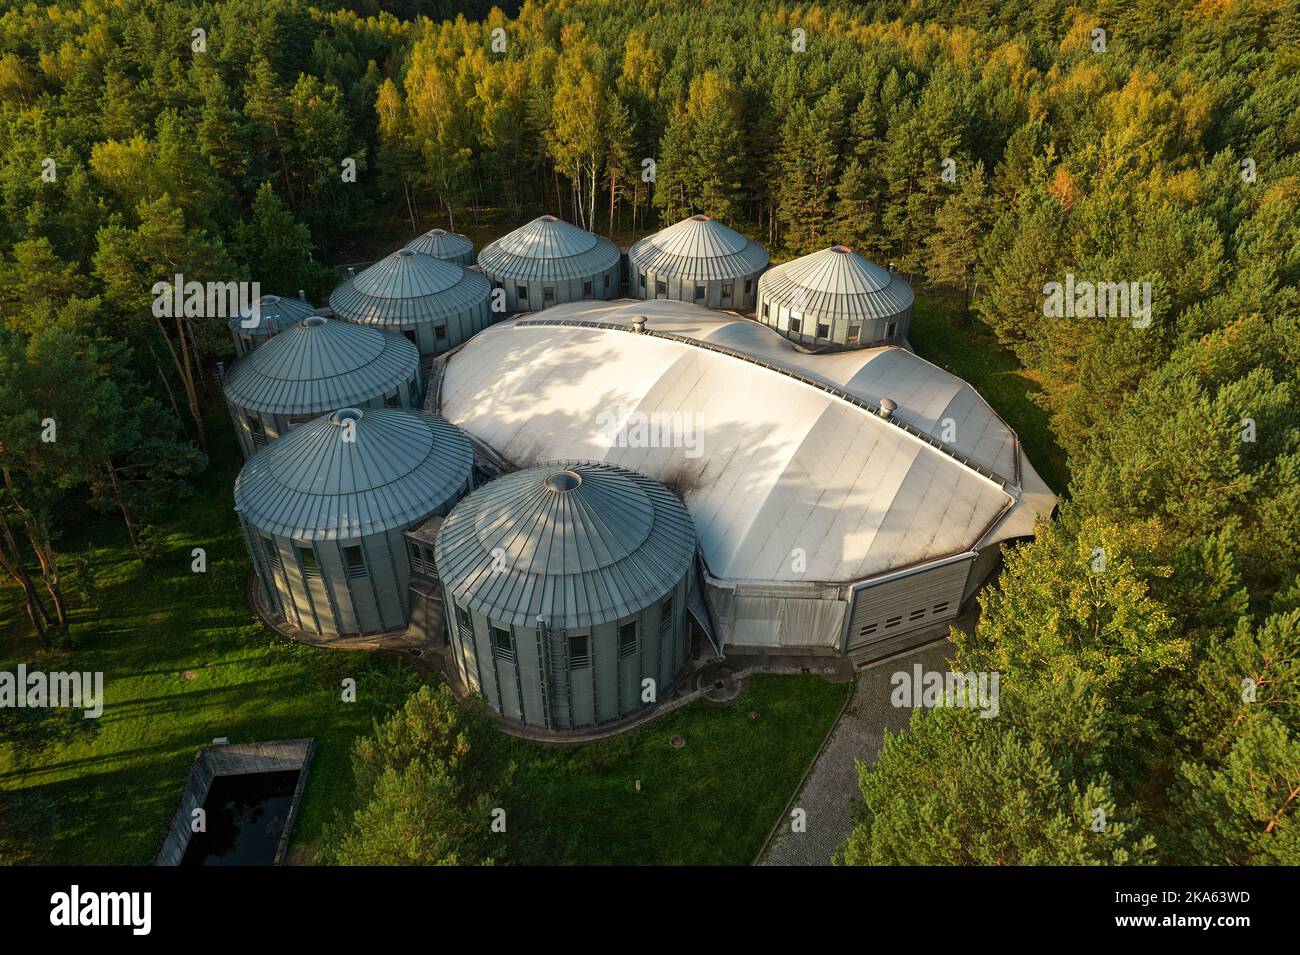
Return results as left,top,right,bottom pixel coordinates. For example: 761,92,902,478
234,407,473,540
435,461,696,630
440,300,1057,585
404,228,474,262
225,294,316,337
223,315,418,415
477,215,621,283
328,249,491,326
759,246,914,321
628,214,770,282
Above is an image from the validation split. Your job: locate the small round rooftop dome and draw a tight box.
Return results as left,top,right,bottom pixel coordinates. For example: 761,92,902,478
831,245,853,253
330,407,364,425
301,315,326,328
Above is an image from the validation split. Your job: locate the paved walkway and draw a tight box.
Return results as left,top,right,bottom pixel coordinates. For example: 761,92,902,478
759,637,956,866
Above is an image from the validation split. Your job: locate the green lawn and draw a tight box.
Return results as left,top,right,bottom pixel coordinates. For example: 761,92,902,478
0,402,849,866
908,287,1069,495
0,405,421,865
505,673,850,866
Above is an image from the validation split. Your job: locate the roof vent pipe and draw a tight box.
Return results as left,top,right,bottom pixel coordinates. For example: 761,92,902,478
347,266,356,278
298,289,306,300
631,315,647,334
877,398,897,419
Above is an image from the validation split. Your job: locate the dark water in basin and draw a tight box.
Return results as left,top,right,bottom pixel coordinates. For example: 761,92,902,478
181,770,300,866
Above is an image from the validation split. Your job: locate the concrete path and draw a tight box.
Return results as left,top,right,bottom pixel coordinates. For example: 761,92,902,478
759,637,956,866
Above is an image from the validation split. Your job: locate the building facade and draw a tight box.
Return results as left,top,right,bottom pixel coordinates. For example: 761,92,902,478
328,248,493,359
627,214,769,311
477,215,621,312
227,294,315,357
433,461,696,730
755,245,914,349
234,407,474,638
223,315,421,458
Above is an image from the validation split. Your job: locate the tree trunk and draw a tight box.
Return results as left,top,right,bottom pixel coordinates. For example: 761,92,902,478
104,458,144,558
0,511,50,647
152,312,207,451
1,464,67,634
148,341,183,424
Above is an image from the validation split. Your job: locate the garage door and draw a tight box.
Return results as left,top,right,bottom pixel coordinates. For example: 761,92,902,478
845,554,973,651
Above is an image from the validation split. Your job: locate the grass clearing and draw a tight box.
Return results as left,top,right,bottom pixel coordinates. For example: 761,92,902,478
1,403,849,866
909,287,1069,494
506,673,850,865
0,406,420,865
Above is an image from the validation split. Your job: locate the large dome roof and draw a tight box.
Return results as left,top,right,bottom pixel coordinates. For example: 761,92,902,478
434,461,696,629
222,315,418,415
234,407,473,540
477,215,620,283
404,228,474,263
225,294,315,336
329,248,491,326
628,214,769,281
759,245,914,322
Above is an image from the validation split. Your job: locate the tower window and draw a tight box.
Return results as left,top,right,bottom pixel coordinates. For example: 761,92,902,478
298,545,320,578
492,626,514,661
344,545,367,578
568,633,590,668
618,621,638,658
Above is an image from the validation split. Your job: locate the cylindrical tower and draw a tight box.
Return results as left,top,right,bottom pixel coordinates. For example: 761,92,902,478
434,461,697,730
222,315,421,458
755,245,914,349
405,227,475,267
477,215,621,312
328,248,493,358
627,214,769,311
227,294,315,357
234,407,474,638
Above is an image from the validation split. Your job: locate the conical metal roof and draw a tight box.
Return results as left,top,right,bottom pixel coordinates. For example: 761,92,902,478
628,214,770,281
477,215,621,283
234,407,473,540
328,249,491,326
435,461,696,629
223,315,419,415
404,227,474,262
225,294,315,337
759,245,914,321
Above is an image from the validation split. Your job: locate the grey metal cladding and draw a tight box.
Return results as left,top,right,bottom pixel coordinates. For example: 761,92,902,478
627,214,770,282
476,215,622,283
234,407,474,541
759,246,914,322
434,461,696,630
223,316,419,416
404,228,475,265
225,293,316,337
329,248,492,325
